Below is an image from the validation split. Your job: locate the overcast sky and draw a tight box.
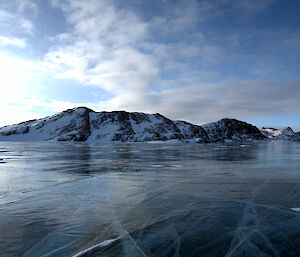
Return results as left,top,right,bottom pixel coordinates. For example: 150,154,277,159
0,0,300,129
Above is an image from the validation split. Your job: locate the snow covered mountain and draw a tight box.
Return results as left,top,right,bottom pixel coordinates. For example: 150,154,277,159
260,127,300,141
0,107,269,143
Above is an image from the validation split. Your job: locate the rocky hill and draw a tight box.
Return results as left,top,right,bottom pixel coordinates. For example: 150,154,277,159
260,127,300,141
202,118,265,142
0,107,270,143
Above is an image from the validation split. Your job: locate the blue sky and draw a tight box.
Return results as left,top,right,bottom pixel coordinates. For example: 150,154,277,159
0,0,300,130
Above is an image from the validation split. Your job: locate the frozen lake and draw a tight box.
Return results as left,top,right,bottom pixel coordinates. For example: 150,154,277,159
0,141,300,257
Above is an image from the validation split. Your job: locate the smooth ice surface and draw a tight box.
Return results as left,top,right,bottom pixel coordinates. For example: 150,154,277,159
0,141,300,256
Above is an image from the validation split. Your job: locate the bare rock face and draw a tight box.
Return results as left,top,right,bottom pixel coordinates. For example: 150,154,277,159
55,108,92,141
0,108,267,143
88,111,184,142
202,118,266,142
174,120,209,142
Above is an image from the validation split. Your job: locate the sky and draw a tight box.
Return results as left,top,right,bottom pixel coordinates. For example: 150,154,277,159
0,0,300,130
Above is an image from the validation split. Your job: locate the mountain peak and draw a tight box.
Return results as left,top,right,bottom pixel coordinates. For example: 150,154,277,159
0,107,297,142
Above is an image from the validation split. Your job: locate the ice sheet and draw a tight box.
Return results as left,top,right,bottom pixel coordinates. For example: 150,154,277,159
0,141,300,256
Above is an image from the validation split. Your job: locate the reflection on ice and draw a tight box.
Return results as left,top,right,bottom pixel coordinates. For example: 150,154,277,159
291,208,300,212
0,141,300,256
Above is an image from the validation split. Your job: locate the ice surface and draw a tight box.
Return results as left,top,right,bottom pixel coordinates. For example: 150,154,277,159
0,141,300,256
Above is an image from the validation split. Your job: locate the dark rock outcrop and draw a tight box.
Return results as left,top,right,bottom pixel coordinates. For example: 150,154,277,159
174,120,209,142
202,118,266,142
88,111,184,142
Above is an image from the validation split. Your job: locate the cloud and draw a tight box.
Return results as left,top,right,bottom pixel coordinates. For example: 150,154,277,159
45,0,156,94
44,0,223,91
0,51,93,127
41,0,300,125
0,52,40,126
0,6,34,35
103,79,300,124
0,36,26,48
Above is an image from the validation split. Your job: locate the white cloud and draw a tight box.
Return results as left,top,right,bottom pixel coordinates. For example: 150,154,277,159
0,52,39,126
44,0,223,93
0,36,26,48
0,0,37,37
45,0,157,95
0,52,33,96
0,51,103,126
0,9,33,34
